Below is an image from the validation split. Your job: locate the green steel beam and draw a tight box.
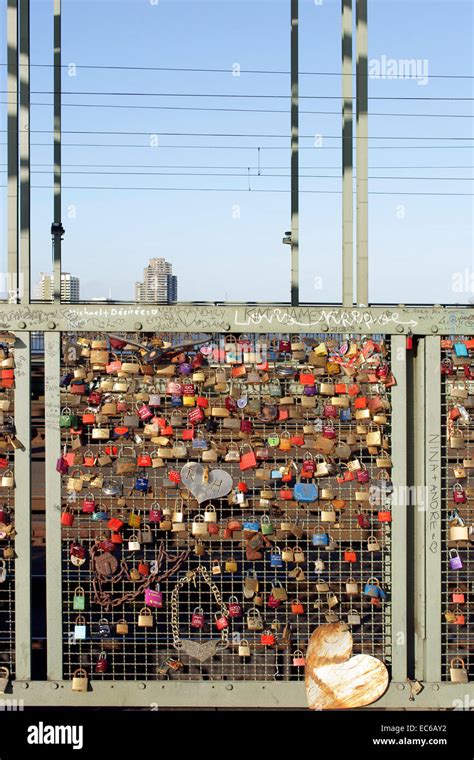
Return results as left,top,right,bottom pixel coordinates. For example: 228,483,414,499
355,0,368,305
7,680,473,708
1,304,474,334
413,338,426,680
342,0,354,306
52,0,61,302
13,332,31,680
44,332,63,680
19,0,30,305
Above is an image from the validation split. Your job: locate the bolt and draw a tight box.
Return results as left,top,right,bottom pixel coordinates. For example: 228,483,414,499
397,683,405,691
226,684,233,691
222,324,231,332
396,325,404,334
321,324,329,332
137,682,146,690
431,325,439,333
21,681,29,689
134,322,142,331
50,683,59,690
18,321,26,330
47,321,56,329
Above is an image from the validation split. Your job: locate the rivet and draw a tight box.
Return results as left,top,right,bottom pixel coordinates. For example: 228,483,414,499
321,324,329,333
21,682,29,689
18,321,26,330
134,322,142,331
47,321,56,329
432,684,440,691
137,682,146,690
226,684,233,691
50,683,59,690
431,325,439,334
397,683,405,691
396,325,404,334
222,324,231,332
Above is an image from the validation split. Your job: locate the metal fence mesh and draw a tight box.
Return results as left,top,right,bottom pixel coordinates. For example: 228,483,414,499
59,332,392,683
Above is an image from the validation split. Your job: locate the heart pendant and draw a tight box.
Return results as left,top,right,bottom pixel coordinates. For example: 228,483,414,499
180,463,233,504
180,639,219,663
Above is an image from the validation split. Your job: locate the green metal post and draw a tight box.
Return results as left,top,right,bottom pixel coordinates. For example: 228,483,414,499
355,0,368,305
7,0,18,304
19,0,30,304
53,0,62,301
342,0,354,306
290,0,299,306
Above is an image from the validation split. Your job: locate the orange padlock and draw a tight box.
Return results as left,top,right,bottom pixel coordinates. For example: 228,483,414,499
452,588,465,604
378,510,392,523
138,562,149,577
344,548,357,563
261,630,276,645
291,600,304,615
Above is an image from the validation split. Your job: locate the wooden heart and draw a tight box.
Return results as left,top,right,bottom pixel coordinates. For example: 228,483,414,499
180,463,233,504
180,639,218,663
305,622,389,710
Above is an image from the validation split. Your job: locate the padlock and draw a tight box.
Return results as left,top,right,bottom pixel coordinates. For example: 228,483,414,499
215,613,229,631
61,506,74,527
97,618,111,637
228,596,242,618
204,504,218,523
260,514,274,536
267,593,281,609
144,587,163,608
149,504,162,523
129,567,141,581
3,545,14,560
292,650,306,667
115,618,129,635
212,559,222,576
327,592,338,609
246,607,263,631
450,657,468,683
95,652,108,674
238,639,251,657
261,630,276,646
347,609,361,625
367,535,380,552
71,668,88,692
454,607,465,625
364,578,381,598
449,524,469,541
1,469,14,488
82,493,96,514
138,606,153,628
191,607,205,629
282,546,294,563
314,559,325,572
73,586,86,611
449,548,463,570
225,558,237,573
128,533,141,551
135,474,149,493
293,545,305,564
74,615,87,640
452,587,465,604
312,531,329,547
345,577,359,595
291,599,304,615
452,483,467,504
344,548,357,563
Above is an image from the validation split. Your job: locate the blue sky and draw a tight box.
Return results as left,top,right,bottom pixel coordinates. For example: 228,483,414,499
0,0,473,303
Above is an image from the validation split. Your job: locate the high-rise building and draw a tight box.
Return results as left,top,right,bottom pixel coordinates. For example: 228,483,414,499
37,272,80,302
135,258,177,303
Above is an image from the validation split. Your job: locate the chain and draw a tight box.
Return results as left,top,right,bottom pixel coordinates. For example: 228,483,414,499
170,565,229,649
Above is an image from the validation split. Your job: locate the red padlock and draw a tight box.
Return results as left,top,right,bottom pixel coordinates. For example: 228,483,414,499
88,390,102,406
149,505,162,523
455,610,465,625
116,397,128,413
99,538,115,553
105,443,118,457
225,396,238,412
357,468,370,483
344,548,357,563
61,507,74,527
188,407,204,424
137,453,152,468
453,484,467,504
215,613,229,631
83,451,96,467
378,510,392,523
279,340,291,353
191,608,205,629
95,652,108,673
357,512,370,529
291,600,304,615
452,588,465,604
82,494,96,514
168,469,181,484
82,410,95,425
261,630,276,645
69,541,86,559
196,396,208,408
267,594,281,609
323,404,338,419
322,423,336,439
228,597,242,618
111,531,123,544
237,481,248,493
138,562,149,577
107,516,124,531
240,419,253,434
207,522,219,535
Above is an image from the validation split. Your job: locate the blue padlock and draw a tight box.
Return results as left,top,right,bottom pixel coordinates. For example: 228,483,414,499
270,548,283,568
312,532,329,547
340,407,351,422
192,438,208,450
91,507,109,522
135,474,149,492
294,482,318,503
364,578,381,597
170,395,183,407
271,469,283,479
454,342,468,357
243,520,260,532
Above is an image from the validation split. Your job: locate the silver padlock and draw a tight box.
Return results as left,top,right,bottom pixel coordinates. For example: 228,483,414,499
128,534,141,551
0,666,10,694
0,559,7,583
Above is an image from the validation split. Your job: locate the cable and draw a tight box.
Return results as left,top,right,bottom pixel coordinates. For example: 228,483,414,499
11,101,474,118
22,169,474,180
3,162,474,170
7,141,474,150
1,62,474,79
17,129,474,140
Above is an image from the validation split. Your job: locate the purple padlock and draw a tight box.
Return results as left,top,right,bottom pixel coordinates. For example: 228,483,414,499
449,549,463,570
179,363,192,375
303,385,317,397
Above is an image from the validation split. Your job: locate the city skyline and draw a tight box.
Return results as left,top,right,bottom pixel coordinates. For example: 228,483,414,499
135,257,178,304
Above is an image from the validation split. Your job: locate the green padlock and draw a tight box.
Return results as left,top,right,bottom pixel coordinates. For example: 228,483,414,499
73,586,85,611
267,434,280,448
260,515,274,536
59,407,78,428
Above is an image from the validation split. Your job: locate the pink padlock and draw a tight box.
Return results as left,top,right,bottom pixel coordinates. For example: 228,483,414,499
227,597,242,618
137,402,152,421
323,422,337,439
191,607,205,629
95,652,108,673
215,613,229,631
144,587,163,608
82,493,96,514
149,505,162,523
166,381,182,396
357,468,370,484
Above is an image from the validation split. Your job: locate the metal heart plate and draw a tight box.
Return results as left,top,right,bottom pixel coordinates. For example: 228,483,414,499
179,639,218,663
180,463,233,504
